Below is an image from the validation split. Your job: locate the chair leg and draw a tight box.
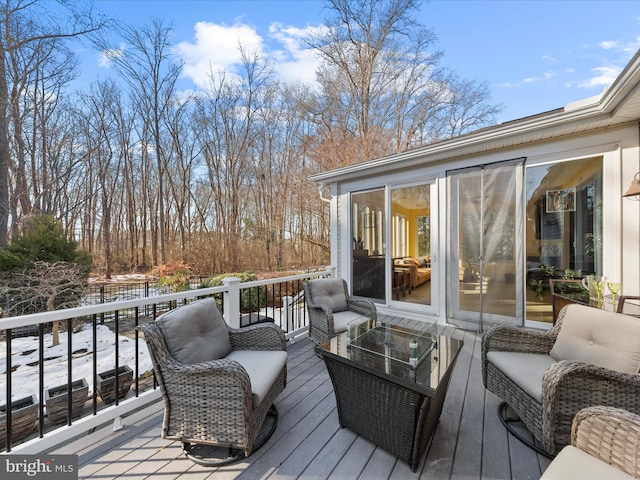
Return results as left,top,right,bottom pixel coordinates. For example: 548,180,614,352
497,402,553,459
183,405,279,467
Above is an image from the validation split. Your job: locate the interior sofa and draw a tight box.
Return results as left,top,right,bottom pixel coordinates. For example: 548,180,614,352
394,256,431,289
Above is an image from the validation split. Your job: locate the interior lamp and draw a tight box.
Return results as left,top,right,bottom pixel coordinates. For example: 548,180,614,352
623,172,640,198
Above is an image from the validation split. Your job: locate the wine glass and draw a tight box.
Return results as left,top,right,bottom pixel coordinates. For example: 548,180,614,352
593,279,605,303
608,281,621,306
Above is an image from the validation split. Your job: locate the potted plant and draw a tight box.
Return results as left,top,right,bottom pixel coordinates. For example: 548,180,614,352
530,279,546,301
0,394,38,446
96,365,133,404
353,237,368,256
44,379,88,424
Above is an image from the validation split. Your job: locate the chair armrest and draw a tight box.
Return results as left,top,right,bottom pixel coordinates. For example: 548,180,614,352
482,324,556,358
228,323,286,351
161,357,253,401
347,296,377,320
572,406,640,478
304,301,338,341
617,295,640,315
543,361,640,404
542,360,640,453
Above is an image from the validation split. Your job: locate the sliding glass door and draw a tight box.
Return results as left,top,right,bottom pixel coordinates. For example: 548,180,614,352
448,161,523,330
390,182,435,308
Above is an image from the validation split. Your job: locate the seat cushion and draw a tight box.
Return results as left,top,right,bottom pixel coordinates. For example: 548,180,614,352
155,297,232,364
225,350,288,406
541,445,635,479
308,278,348,312
486,351,556,401
333,310,367,333
550,304,640,374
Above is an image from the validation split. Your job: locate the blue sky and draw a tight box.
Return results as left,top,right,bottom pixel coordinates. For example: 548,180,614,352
88,0,640,124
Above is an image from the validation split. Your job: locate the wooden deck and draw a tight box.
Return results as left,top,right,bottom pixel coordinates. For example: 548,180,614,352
49,327,552,479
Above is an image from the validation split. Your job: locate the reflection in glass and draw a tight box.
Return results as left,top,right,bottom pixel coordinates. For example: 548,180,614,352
525,157,603,323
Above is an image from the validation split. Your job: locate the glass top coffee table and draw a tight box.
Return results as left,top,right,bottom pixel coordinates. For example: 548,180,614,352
315,314,463,472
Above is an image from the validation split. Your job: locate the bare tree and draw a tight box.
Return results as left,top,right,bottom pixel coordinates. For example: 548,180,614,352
76,80,126,279
0,0,105,246
307,0,502,164
193,48,274,271
94,18,182,265
0,261,89,345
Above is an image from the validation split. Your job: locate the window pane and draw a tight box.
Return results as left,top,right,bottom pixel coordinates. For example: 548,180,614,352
525,157,603,323
391,185,431,305
352,190,385,300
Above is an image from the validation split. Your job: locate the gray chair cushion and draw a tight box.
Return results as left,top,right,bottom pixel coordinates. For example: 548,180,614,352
333,310,367,333
225,350,288,407
308,278,348,312
486,351,556,401
550,304,640,374
541,445,635,479
155,297,232,364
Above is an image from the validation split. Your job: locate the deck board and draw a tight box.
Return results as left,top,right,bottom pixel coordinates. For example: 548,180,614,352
48,329,551,479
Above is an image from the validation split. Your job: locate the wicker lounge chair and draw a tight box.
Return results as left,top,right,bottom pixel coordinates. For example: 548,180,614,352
137,297,287,466
541,406,640,479
482,303,640,456
303,277,377,345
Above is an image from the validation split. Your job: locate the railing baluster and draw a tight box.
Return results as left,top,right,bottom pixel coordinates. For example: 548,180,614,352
134,306,139,398
66,317,72,426
92,313,98,415
38,324,45,437
114,310,120,406
5,328,12,452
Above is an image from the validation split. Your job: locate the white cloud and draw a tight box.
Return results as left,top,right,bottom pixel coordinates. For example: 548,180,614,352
522,71,556,84
173,20,323,89
578,65,621,88
597,36,640,54
542,54,560,63
98,44,126,68
267,22,323,86
599,40,617,50
174,21,265,88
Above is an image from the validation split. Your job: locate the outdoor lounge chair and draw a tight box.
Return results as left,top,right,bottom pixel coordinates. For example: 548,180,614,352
137,297,287,466
303,277,377,345
541,406,640,479
482,303,640,456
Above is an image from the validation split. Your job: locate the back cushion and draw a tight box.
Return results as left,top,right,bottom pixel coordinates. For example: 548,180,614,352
155,297,232,364
550,304,640,374
309,278,348,312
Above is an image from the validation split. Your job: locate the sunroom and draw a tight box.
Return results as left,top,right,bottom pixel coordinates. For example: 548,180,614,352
310,49,640,332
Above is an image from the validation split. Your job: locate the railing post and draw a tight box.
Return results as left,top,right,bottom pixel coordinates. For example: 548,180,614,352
326,266,336,277
282,295,293,334
222,277,241,328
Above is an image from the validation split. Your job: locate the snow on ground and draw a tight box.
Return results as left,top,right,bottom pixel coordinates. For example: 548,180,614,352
1,275,308,405
0,324,153,403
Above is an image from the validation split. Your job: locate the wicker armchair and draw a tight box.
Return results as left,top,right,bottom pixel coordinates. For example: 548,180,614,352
482,303,640,456
541,406,640,479
303,277,377,345
137,297,287,466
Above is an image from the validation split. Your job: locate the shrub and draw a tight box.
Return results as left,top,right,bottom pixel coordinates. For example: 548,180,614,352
0,215,91,271
154,261,192,292
205,272,267,312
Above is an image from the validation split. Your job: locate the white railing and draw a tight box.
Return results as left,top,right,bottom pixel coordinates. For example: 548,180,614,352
0,267,334,454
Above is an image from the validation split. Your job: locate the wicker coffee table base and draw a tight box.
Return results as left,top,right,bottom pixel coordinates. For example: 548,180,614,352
322,355,453,472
